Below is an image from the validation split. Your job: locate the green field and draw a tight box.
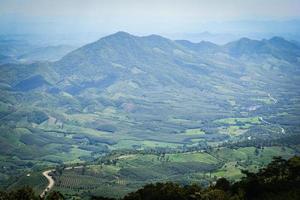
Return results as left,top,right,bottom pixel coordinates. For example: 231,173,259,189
16,145,294,198
7,172,47,195
182,128,205,136
214,117,261,125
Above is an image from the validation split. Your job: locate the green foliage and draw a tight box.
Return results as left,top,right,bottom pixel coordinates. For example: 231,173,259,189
14,75,49,91
0,187,64,200
215,178,230,191
96,156,300,200
1,156,300,200
45,191,65,200
234,156,300,200
0,186,38,200
123,182,188,200
27,111,49,124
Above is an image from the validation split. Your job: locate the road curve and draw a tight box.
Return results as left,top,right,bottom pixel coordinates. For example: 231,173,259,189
40,166,83,198
259,117,285,135
268,93,278,104
259,94,285,135
40,169,55,198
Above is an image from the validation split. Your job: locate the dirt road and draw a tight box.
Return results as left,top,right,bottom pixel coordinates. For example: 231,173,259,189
40,166,84,197
40,170,55,198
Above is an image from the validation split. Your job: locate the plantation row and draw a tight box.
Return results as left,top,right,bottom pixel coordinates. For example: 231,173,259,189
56,175,104,189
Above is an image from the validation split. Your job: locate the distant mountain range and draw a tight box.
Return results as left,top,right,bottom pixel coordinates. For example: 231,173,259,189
0,38,76,64
53,31,300,80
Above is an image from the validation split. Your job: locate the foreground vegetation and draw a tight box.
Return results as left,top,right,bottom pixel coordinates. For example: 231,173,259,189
1,156,299,200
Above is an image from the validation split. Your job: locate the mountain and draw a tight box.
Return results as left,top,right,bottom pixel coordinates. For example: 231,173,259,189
55,31,189,78
176,40,219,54
0,32,300,188
54,31,217,96
223,37,300,62
0,38,77,64
0,54,16,65
223,37,264,57
168,31,239,44
17,45,76,63
0,39,35,58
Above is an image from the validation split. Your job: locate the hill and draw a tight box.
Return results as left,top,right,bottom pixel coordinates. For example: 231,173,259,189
0,32,300,189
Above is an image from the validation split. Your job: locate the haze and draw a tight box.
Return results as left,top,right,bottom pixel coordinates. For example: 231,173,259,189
1,0,300,43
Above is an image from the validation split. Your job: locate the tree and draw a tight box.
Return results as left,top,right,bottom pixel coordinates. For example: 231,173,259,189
215,178,230,191
91,196,115,200
0,191,9,200
287,156,300,179
46,191,65,200
202,189,230,200
10,186,38,200
254,147,259,156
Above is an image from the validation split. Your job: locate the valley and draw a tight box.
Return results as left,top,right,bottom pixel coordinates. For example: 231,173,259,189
17,145,299,198
0,32,300,198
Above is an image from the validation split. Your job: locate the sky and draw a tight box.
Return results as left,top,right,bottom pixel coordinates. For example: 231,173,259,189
1,0,300,20
0,0,300,43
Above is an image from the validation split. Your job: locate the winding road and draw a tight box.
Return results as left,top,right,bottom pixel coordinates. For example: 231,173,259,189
268,93,278,104
259,116,285,135
258,93,285,135
40,166,84,197
40,170,55,198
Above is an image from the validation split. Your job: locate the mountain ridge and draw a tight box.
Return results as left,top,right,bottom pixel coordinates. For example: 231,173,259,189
55,32,300,78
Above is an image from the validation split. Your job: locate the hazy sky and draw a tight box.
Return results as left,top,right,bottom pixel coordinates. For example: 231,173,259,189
1,0,300,19
1,0,300,37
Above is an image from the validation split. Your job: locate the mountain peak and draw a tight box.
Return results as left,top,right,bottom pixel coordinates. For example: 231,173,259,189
224,37,261,48
267,36,297,48
236,37,258,44
223,37,263,57
143,34,167,40
176,39,219,53
112,31,132,37
269,36,286,42
102,31,134,40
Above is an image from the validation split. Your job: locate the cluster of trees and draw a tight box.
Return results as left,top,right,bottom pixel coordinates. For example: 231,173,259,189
27,111,49,124
225,134,300,150
1,156,299,200
96,144,212,166
0,187,64,200
93,156,300,200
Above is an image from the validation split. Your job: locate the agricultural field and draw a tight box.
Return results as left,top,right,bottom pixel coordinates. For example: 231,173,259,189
181,128,206,136
19,145,294,198
7,171,48,195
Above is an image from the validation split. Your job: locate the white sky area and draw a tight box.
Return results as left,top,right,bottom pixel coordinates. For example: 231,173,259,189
0,0,300,43
1,0,300,19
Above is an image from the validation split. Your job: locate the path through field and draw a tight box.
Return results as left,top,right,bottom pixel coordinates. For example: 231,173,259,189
40,170,55,198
